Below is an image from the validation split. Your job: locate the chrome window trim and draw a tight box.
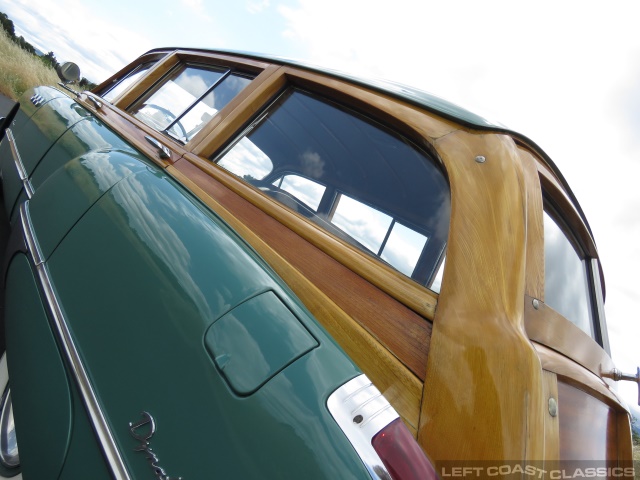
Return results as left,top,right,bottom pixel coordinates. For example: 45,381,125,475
6,129,34,199
327,374,397,480
19,202,131,480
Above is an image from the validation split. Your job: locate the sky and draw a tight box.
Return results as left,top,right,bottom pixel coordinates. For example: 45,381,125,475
1,0,639,410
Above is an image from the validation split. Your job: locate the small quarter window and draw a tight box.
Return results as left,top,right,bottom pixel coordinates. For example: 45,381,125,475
102,62,155,103
129,64,253,143
543,209,595,337
214,89,450,292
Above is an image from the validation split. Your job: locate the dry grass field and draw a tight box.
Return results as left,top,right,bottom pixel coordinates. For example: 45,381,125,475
0,27,59,100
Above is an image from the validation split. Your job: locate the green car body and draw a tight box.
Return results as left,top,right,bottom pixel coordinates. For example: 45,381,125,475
0,85,390,479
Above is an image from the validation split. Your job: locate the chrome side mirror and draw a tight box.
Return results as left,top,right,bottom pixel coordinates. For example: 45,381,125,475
56,62,81,84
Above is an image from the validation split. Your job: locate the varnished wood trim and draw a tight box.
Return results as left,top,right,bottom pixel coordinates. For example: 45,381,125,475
167,163,424,435
616,411,633,465
532,342,626,410
75,96,184,168
542,370,560,462
183,153,439,321
193,65,459,159
92,51,169,95
188,65,283,155
525,295,618,388
537,162,597,258
113,52,181,110
520,148,545,300
557,381,618,461
173,50,271,72
418,131,545,463
171,158,432,380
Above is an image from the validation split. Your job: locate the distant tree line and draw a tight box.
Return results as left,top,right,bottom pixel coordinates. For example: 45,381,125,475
1,11,96,89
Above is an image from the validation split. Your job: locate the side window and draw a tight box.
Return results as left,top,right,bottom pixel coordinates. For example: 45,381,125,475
543,209,595,337
128,64,253,143
214,89,450,292
101,62,155,103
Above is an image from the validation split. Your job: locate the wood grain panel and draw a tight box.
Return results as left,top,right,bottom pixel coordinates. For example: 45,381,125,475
93,51,169,97
533,342,625,410
113,52,180,110
183,153,439,321
167,163,424,434
558,381,617,461
542,370,560,462
520,148,544,300
525,297,618,389
537,162,597,258
171,158,432,380
418,131,546,463
190,65,285,156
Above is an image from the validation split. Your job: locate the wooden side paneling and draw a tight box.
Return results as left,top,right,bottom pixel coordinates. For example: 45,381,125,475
167,163,424,435
113,52,180,110
533,342,626,413
558,381,617,461
520,148,545,300
190,66,287,157
182,153,440,322
542,370,560,463
93,51,169,96
526,298,618,390
418,131,545,463
536,162,597,258
171,158,432,380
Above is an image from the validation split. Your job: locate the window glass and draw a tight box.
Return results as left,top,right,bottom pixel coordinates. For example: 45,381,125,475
217,137,273,180
381,222,429,277
332,194,393,253
129,65,253,142
103,63,153,102
544,210,594,337
167,74,253,142
276,175,326,211
214,89,450,292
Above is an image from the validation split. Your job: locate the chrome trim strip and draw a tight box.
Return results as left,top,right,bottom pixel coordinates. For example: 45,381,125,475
327,374,398,480
19,202,132,480
20,205,43,266
6,129,34,199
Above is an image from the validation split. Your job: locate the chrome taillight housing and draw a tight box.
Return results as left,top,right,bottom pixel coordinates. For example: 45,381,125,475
327,374,437,480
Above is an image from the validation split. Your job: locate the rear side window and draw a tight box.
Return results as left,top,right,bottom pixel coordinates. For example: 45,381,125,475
128,64,253,143
214,89,450,292
543,209,595,337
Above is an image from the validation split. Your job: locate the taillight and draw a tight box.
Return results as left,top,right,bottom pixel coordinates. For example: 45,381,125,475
372,418,437,480
327,374,438,480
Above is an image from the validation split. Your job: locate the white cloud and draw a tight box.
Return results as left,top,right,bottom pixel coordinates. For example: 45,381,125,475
1,0,153,82
247,0,270,14
179,0,212,21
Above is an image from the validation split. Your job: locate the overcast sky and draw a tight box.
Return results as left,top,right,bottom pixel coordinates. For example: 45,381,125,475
1,0,639,408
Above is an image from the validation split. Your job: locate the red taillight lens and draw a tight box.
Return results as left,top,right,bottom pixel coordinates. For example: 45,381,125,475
372,418,438,480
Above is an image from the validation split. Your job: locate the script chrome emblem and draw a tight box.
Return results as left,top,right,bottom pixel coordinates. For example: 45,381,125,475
129,411,182,480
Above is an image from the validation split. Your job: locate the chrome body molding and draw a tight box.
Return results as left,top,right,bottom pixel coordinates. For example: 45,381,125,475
18,202,132,480
6,129,34,199
327,374,398,480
